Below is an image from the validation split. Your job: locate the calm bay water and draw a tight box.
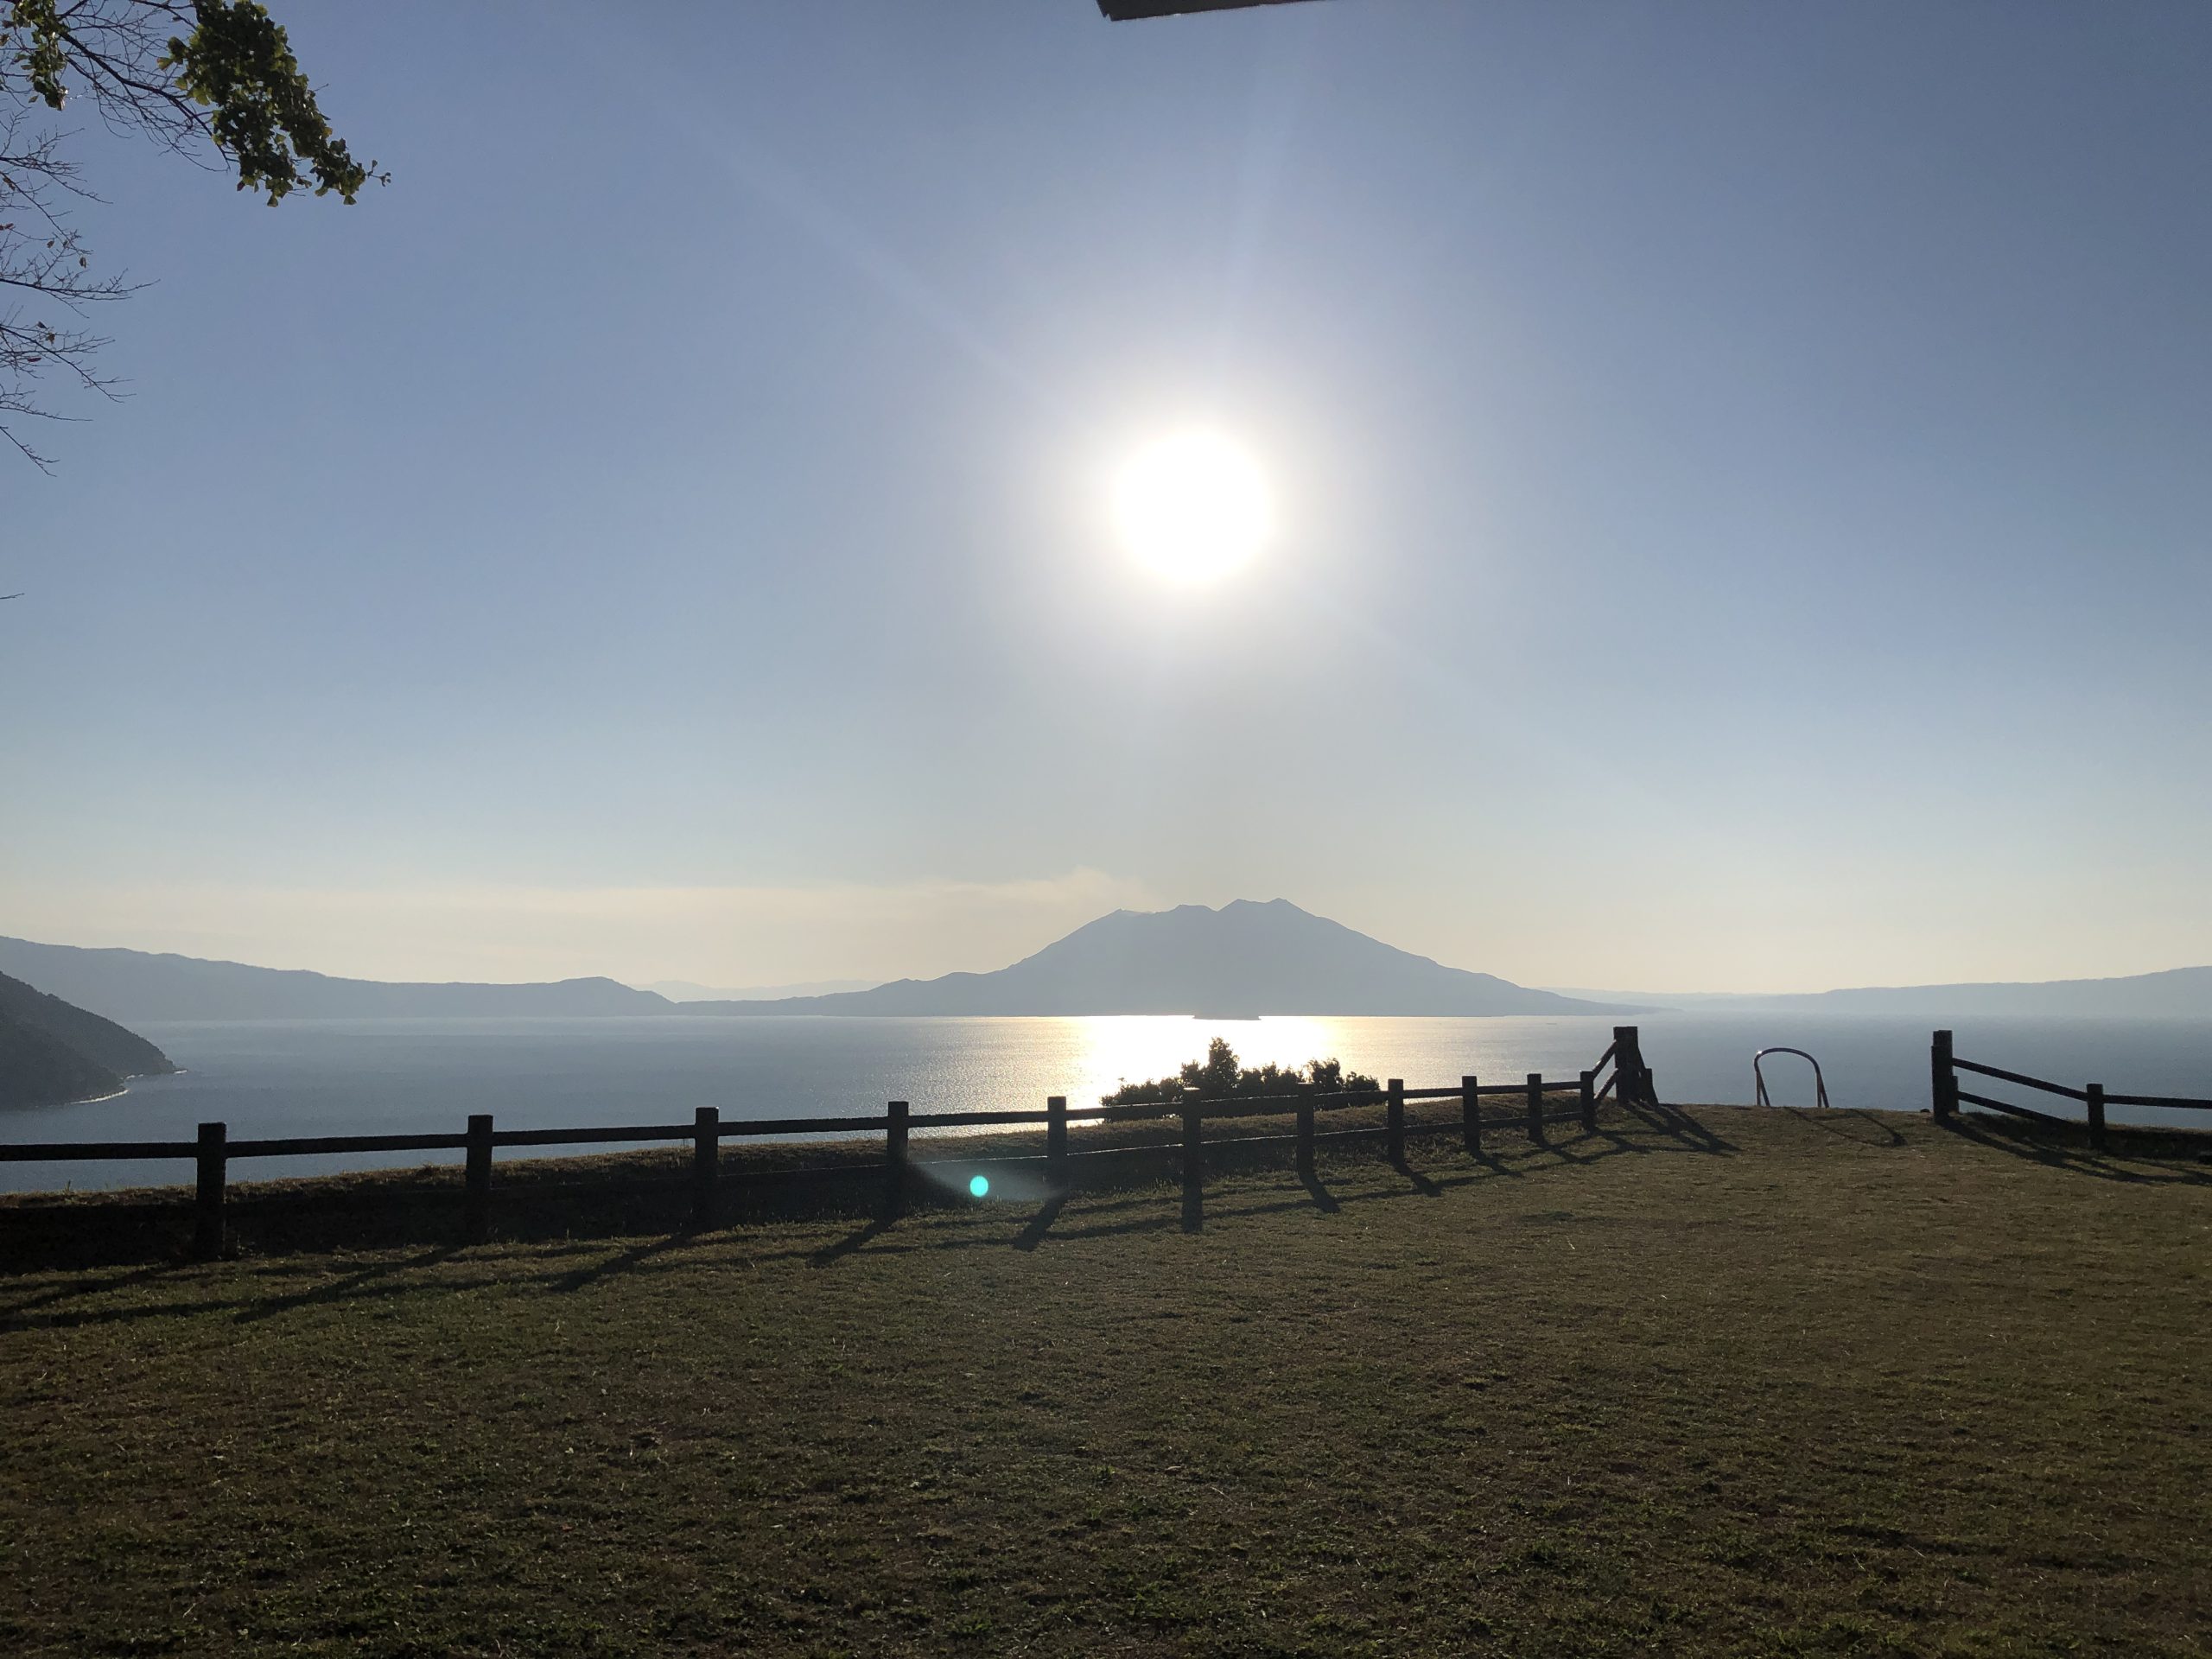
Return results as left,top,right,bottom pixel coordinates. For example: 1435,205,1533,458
6,1011,2209,1192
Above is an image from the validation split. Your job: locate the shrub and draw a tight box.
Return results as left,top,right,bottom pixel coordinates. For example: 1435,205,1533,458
1103,1038,1377,1104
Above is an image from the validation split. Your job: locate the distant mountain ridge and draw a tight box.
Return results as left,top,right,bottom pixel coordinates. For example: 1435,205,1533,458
1798,966,2212,1016
678,900,1634,1017
1546,966,2212,1017
11,918,2204,1027
0,937,671,1025
0,910,1623,1021
0,970,177,1109
641,978,880,1003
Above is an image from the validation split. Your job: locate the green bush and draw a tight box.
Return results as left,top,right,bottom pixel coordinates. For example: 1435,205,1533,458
1103,1037,1378,1105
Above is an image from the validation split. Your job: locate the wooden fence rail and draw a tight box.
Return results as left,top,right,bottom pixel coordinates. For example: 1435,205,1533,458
1930,1028,2212,1151
3,1027,1662,1259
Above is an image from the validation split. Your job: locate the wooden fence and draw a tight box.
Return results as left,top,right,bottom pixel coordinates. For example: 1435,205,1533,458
1929,1028,2212,1150
0,1027,1660,1260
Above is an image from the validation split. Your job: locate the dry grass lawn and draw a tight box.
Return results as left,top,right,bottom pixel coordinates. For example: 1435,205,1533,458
1,1103,2207,1656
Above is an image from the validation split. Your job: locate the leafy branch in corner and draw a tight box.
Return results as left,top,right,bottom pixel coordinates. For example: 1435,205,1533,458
0,0,380,469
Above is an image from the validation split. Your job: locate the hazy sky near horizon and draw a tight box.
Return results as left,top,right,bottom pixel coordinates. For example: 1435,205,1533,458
5,1,2210,994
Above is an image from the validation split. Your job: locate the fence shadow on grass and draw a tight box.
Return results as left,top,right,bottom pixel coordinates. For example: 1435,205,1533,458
1942,1113,2212,1188
808,1214,897,1268
1387,1156,1445,1198
0,1255,184,1321
232,1243,462,1325
553,1231,698,1294
1784,1108,1908,1148
0,1125,1718,1335
1011,1194,1067,1252
821,1117,1716,1261
1619,1098,1738,1156
0,1108,1741,1321
0,1259,517,1338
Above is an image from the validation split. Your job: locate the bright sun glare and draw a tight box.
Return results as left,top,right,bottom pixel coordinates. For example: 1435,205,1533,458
1111,429,1274,586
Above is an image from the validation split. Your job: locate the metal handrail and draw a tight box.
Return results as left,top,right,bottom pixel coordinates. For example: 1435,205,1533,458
1754,1046,1831,1110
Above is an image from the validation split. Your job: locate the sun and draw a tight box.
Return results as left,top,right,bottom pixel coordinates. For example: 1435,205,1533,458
1111,429,1274,586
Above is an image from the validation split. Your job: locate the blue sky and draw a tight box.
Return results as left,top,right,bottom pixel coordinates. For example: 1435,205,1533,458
4,0,2209,991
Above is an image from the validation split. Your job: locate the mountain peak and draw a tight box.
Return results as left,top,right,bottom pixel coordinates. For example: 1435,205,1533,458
680,901,1631,1018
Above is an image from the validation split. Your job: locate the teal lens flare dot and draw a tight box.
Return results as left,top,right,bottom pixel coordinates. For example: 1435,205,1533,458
969,1174,990,1198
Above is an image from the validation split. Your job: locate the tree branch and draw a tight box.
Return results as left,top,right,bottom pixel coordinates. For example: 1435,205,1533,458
0,1,377,468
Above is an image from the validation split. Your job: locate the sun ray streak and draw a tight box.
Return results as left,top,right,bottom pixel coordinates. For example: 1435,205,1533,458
1212,7,1325,385
574,5,1066,423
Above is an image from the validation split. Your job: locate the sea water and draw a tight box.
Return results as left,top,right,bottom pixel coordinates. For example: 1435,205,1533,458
4,1010,2208,1192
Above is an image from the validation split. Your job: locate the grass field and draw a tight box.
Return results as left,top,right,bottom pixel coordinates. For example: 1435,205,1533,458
2,1104,2207,1656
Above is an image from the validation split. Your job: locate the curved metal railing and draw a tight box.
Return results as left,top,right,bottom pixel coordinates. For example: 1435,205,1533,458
1754,1046,1831,1109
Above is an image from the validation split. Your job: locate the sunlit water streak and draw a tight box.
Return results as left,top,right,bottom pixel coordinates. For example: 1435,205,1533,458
3,1012,2207,1192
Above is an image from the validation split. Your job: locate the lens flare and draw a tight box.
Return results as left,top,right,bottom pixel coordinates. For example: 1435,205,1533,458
968,1174,990,1198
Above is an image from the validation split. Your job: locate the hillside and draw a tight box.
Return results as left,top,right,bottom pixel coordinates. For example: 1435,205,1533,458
681,899,1633,1016
0,972,176,1109
0,938,673,1025
0,971,177,1079
0,1008,123,1109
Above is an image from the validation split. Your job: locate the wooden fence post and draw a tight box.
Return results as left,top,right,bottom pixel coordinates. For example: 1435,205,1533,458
1180,1089,1203,1232
1296,1091,1315,1179
1930,1030,1955,1121
1526,1074,1544,1141
691,1106,718,1230
1580,1070,1597,1133
885,1101,909,1217
193,1121,226,1262
1386,1078,1405,1164
1046,1096,1067,1191
464,1114,493,1244
1462,1074,1481,1156
2086,1083,2107,1152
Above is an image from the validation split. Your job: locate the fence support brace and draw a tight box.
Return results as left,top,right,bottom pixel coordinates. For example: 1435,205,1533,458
1615,1026,1656,1109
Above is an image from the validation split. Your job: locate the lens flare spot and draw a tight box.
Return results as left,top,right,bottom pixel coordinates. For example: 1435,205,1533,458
969,1174,990,1198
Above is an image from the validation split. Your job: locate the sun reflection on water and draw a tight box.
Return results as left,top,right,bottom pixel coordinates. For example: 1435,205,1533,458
891,1014,1620,1147
1080,1015,1343,1103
